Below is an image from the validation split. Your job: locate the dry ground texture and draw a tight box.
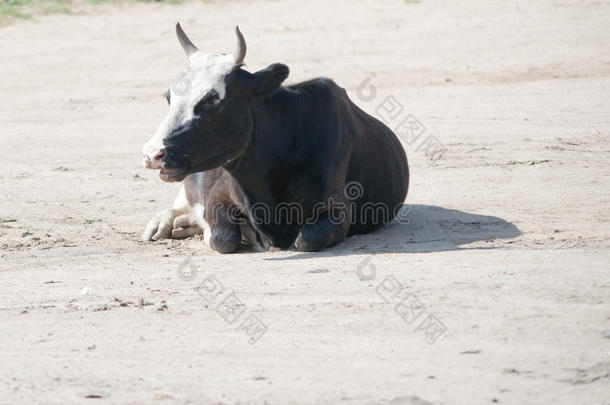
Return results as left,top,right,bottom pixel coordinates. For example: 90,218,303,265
1,0,609,404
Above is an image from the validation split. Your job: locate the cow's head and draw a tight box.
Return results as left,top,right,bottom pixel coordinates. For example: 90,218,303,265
142,24,289,182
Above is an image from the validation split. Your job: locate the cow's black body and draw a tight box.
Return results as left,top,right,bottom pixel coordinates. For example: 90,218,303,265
204,77,409,250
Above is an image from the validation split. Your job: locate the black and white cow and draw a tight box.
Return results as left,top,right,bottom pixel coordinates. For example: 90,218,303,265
142,24,409,253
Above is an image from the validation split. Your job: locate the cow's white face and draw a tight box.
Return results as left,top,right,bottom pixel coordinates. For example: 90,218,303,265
142,52,235,166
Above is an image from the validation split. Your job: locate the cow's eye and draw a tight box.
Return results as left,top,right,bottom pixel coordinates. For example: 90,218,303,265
164,90,171,105
194,90,219,115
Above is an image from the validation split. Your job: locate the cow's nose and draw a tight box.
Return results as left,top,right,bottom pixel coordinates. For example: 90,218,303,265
143,150,164,169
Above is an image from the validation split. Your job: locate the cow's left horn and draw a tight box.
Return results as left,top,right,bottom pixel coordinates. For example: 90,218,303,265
176,23,199,57
233,26,247,65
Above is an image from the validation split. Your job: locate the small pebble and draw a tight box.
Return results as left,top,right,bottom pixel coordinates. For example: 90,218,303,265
307,268,329,274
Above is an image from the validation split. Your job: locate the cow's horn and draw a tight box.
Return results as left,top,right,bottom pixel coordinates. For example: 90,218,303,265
176,23,199,57
233,26,247,65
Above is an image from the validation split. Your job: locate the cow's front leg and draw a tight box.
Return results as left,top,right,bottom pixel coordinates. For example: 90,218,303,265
206,202,242,254
294,204,350,252
142,173,205,241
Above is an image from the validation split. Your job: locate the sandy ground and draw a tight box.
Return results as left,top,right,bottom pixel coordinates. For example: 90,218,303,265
1,0,609,403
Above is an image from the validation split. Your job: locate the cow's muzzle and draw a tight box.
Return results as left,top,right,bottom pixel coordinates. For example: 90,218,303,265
143,150,164,170
143,146,188,182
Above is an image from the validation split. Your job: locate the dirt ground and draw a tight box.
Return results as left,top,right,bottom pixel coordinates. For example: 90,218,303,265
1,0,609,403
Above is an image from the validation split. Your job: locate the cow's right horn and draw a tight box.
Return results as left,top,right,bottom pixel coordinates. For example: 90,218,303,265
233,26,247,65
176,23,199,57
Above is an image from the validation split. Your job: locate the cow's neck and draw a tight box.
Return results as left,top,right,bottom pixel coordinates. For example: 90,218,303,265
223,90,295,205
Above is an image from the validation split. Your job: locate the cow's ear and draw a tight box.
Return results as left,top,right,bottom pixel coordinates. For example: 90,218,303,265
251,63,289,96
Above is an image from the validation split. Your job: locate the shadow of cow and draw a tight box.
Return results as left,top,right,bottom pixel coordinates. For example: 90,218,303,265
264,204,521,259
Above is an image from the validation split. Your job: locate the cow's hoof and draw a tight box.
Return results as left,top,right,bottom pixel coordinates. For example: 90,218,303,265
142,208,175,241
171,214,204,239
294,232,327,252
143,210,205,241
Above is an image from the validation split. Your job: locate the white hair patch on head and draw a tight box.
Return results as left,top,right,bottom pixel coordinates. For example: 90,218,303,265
144,52,236,154
170,52,235,119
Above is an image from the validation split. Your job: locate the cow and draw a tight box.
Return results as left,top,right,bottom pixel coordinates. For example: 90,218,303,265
142,24,409,253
